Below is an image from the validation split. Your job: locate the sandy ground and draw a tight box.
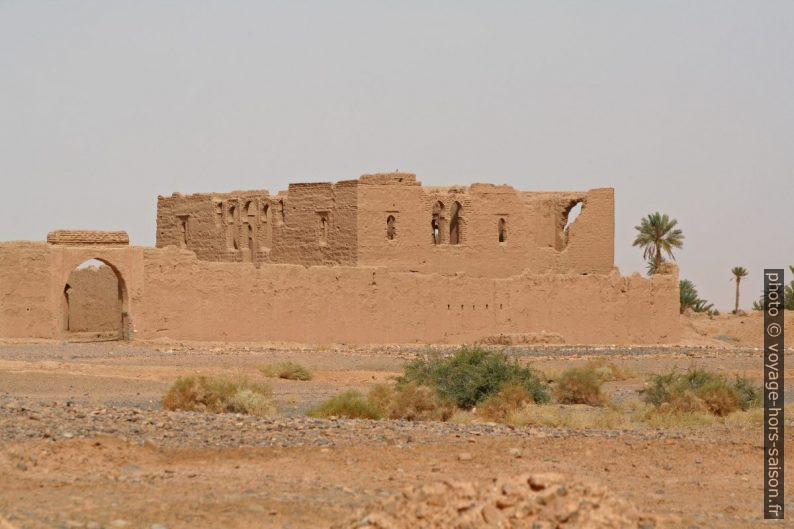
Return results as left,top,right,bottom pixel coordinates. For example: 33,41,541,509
1,314,792,529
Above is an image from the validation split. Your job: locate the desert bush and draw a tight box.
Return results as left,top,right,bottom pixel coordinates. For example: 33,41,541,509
308,390,382,420
399,347,549,408
476,383,535,422
641,368,760,416
368,383,454,421
260,361,313,381
554,366,606,406
162,376,276,416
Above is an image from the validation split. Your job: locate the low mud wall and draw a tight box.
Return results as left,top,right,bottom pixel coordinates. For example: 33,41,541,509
0,243,681,344
135,248,680,344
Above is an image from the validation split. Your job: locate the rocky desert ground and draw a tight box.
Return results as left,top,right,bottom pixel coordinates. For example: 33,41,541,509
0,313,791,529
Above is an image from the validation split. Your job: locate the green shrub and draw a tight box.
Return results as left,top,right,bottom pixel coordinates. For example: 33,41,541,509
554,367,606,406
368,383,454,421
733,375,763,410
260,361,313,381
399,347,549,408
162,376,276,416
308,390,382,419
641,368,761,417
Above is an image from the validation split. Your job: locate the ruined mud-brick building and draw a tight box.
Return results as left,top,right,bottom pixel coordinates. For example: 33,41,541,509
0,173,680,344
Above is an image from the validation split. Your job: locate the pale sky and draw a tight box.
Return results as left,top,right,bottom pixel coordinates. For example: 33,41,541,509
1,1,792,311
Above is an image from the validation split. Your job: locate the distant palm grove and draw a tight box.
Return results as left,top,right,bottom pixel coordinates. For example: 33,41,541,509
633,212,791,313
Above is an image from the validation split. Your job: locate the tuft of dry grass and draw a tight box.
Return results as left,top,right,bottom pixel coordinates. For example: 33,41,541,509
582,358,633,382
260,361,313,381
162,376,276,416
308,390,382,420
368,383,454,421
509,404,632,429
554,366,606,406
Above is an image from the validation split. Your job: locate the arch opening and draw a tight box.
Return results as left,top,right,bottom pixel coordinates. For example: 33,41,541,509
63,258,129,341
386,215,396,240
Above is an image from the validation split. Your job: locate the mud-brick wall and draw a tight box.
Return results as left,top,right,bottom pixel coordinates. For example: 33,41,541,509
65,266,121,332
136,248,680,345
0,242,56,338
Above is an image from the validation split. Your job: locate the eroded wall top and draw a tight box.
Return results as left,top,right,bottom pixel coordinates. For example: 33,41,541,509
156,173,614,276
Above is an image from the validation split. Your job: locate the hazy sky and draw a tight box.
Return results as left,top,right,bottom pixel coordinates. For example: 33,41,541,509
1,1,792,311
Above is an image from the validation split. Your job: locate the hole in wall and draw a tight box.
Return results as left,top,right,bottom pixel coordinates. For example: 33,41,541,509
431,201,445,244
450,201,462,245
498,218,507,243
564,201,583,232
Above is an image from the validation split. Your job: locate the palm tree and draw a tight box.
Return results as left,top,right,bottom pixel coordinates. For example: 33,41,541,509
679,279,698,314
632,212,685,275
731,266,749,313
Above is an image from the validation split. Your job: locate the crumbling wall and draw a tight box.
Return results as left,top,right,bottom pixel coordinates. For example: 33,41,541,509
157,191,272,263
135,248,679,345
157,182,359,266
355,175,614,277
64,265,121,332
269,180,358,265
155,174,614,277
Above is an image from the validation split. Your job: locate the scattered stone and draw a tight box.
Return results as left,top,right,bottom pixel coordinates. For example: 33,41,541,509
508,447,521,458
340,472,656,528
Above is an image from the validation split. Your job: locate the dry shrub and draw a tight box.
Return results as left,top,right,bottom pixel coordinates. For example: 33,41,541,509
476,383,534,422
696,382,741,416
641,368,760,417
583,358,632,382
368,383,454,421
162,376,276,416
554,366,606,406
260,361,312,381
309,390,382,420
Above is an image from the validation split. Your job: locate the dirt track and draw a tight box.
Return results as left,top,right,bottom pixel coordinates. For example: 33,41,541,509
0,339,791,528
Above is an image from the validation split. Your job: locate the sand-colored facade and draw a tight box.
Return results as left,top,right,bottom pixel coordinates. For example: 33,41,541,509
156,173,613,277
0,173,680,344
